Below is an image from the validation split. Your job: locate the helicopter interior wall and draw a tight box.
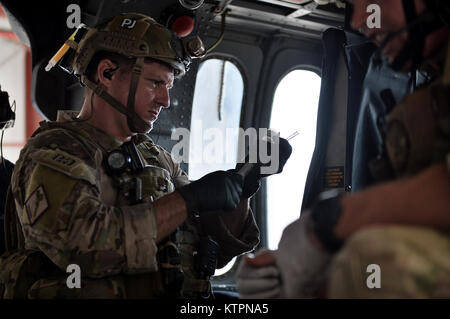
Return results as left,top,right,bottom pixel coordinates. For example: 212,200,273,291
301,28,376,211
322,51,348,189
253,43,322,127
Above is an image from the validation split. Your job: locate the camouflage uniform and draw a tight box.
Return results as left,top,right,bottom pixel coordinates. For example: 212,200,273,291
328,225,450,298
0,111,259,298
327,41,450,298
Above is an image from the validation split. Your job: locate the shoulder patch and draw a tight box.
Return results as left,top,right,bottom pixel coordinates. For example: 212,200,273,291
30,148,96,185
24,185,49,225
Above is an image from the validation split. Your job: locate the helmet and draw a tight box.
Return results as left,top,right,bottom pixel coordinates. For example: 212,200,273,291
54,13,205,133
74,13,190,78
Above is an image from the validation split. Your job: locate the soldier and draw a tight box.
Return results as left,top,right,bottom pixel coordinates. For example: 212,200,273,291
236,0,450,298
0,85,15,256
0,13,291,299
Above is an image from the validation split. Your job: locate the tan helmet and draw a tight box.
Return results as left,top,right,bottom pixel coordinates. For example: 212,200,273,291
56,13,205,133
74,13,190,78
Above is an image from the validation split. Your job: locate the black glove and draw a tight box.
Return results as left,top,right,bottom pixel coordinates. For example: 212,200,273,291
236,137,292,198
177,170,244,215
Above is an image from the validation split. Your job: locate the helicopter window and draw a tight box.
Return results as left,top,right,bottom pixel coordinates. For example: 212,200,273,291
267,68,321,249
189,57,245,276
189,58,245,180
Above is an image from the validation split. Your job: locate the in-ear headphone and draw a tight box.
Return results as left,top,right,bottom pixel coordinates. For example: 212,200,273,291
103,69,113,80
103,66,119,80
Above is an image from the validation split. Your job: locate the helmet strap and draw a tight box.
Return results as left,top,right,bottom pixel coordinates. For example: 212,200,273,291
125,57,151,133
81,57,151,134
82,76,129,116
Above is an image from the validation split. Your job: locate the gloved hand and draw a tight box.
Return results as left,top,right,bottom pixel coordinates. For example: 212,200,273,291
177,170,244,215
236,250,282,299
236,137,292,198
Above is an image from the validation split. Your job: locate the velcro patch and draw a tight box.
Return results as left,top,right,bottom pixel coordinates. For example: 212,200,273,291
25,185,49,225
31,148,96,185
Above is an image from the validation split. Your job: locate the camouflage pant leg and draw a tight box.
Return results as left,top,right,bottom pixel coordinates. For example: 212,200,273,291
27,272,166,299
327,226,450,298
27,277,128,299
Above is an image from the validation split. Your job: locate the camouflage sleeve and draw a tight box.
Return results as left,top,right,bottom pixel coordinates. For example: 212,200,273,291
13,147,158,278
155,146,190,188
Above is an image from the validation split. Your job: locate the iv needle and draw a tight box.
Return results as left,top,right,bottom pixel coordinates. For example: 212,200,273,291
286,130,299,141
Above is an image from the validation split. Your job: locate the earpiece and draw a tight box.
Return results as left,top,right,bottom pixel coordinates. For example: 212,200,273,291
103,69,113,80
103,66,119,80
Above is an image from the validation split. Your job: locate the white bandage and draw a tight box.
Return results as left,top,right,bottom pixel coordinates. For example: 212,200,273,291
236,250,282,299
236,211,333,299
275,210,332,298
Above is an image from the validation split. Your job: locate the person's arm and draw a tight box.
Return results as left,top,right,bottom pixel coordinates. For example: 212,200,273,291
17,169,160,278
336,162,450,239
154,191,187,243
16,145,243,279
